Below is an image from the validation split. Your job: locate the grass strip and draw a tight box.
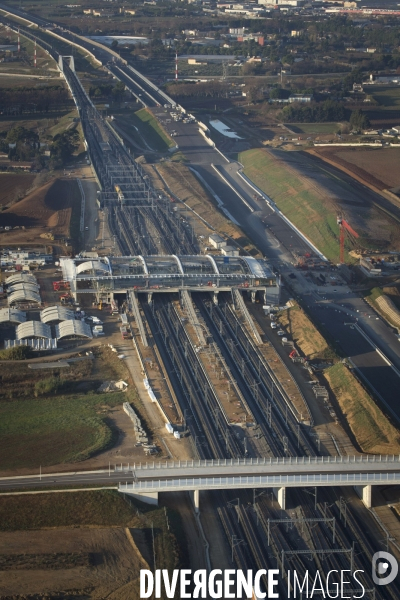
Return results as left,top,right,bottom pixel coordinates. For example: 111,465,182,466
131,108,174,152
238,148,347,262
324,363,400,454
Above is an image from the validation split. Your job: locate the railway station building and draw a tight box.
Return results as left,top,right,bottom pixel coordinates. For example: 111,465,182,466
60,254,280,306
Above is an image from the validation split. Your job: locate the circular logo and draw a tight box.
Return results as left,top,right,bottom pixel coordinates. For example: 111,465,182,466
372,551,398,586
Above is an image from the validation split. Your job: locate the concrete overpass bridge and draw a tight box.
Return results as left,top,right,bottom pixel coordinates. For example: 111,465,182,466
119,455,400,510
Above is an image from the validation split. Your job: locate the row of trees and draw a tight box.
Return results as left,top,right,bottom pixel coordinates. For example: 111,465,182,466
167,80,229,98
0,86,71,115
280,100,346,123
88,81,126,100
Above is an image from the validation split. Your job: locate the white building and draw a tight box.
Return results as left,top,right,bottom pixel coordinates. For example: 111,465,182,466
209,234,227,249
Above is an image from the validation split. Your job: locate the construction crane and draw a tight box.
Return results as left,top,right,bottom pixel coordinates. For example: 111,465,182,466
337,215,359,264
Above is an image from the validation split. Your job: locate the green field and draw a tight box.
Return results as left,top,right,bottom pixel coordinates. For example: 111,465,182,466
238,148,344,261
325,363,400,454
127,108,175,152
370,86,400,111
0,348,144,471
0,390,124,470
287,122,341,135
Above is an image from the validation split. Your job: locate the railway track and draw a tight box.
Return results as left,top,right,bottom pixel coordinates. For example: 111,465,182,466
0,8,396,594
196,295,307,457
143,296,243,459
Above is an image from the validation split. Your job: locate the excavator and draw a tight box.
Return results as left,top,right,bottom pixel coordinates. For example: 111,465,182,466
53,281,70,292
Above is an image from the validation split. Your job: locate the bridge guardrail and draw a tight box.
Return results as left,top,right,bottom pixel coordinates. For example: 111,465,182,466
126,454,400,470
121,470,400,491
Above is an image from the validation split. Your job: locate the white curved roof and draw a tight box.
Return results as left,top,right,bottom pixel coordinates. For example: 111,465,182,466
8,282,40,293
16,321,52,340
55,319,92,340
41,306,74,324
5,273,37,286
0,308,27,325
8,289,41,306
76,260,111,275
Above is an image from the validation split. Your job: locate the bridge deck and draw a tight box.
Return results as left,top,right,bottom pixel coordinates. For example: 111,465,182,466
122,471,400,493
128,455,400,479
116,455,400,492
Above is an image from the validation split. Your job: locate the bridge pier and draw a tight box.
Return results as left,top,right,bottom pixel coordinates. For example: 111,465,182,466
189,489,200,513
213,292,218,305
354,484,373,508
251,290,256,303
147,292,153,304
272,487,286,510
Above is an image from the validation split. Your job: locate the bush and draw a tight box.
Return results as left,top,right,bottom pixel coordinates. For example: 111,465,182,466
0,346,33,360
349,109,370,132
34,377,61,397
281,99,346,123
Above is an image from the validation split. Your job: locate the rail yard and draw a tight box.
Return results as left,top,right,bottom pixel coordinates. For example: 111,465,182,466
1,6,400,600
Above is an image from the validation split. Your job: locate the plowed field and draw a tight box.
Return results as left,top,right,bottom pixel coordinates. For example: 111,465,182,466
309,147,400,192
0,173,35,207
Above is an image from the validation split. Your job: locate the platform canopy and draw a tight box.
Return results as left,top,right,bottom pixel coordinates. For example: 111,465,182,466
59,255,277,294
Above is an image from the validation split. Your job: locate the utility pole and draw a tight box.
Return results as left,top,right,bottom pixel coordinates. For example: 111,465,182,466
231,535,245,563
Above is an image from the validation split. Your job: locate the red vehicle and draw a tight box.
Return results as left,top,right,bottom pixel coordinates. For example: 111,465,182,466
120,326,131,339
53,280,70,291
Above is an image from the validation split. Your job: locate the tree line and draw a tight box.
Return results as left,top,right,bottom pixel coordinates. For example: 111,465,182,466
0,86,71,115
166,80,229,98
280,99,346,123
88,81,126,100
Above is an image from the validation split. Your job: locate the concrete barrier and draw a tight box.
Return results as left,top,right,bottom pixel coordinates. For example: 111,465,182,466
314,142,382,147
46,29,103,67
354,323,400,379
198,128,215,147
211,164,254,213
215,146,230,163
197,121,209,133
